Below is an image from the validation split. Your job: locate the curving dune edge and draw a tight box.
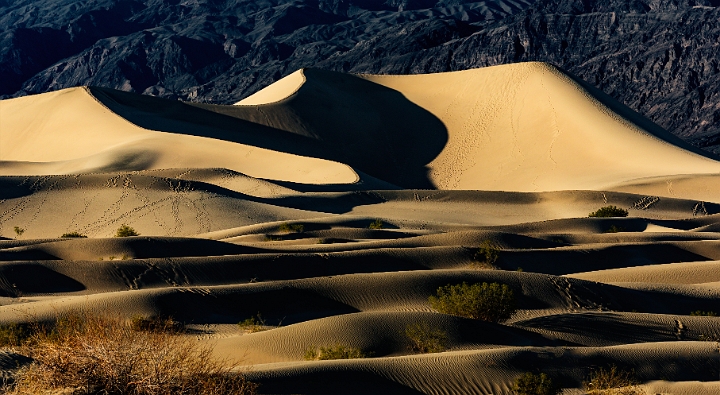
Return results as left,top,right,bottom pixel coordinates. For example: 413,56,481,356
0,62,719,394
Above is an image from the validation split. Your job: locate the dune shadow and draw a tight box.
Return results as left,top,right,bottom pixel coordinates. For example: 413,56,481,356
89,68,448,189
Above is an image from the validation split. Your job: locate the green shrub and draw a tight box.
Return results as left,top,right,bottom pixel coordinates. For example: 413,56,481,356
589,206,629,218
115,224,139,237
304,345,370,360
690,310,717,317
513,372,561,395
474,241,500,267
13,226,25,238
405,322,448,353
583,365,641,395
368,219,384,230
60,231,87,238
278,223,304,233
428,282,516,322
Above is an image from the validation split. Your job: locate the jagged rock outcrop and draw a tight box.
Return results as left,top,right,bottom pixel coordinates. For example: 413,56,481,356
1,0,718,154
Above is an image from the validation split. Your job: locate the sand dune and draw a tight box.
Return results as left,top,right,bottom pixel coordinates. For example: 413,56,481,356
1,62,719,393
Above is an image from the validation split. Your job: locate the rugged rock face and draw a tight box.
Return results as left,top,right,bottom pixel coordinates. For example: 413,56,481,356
1,0,718,154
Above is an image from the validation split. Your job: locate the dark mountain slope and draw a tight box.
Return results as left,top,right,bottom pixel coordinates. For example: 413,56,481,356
1,0,719,154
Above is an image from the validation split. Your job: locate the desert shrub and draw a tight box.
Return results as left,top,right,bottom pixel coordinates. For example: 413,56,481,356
368,219,384,230
583,365,641,395
513,372,561,395
6,312,257,395
604,225,625,233
690,310,717,317
0,323,34,347
589,206,629,218
278,223,304,233
474,241,500,267
405,322,448,353
428,282,516,322
304,345,369,360
61,231,87,238
115,224,139,237
130,315,184,333
238,314,274,333
13,226,25,238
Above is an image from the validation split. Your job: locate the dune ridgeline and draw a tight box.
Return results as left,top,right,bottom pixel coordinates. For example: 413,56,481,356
1,62,719,394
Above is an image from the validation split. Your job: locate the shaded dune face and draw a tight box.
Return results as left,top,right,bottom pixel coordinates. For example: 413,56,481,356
1,63,720,394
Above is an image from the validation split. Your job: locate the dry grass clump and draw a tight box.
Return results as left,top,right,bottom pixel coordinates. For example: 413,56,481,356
429,282,516,322
4,312,257,395
513,372,561,395
583,365,642,395
304,345,370,360
238,314,276,333
130,315,184,333
404,322,448,353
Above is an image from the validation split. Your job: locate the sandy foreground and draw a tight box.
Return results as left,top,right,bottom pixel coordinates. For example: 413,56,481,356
0,62,719,394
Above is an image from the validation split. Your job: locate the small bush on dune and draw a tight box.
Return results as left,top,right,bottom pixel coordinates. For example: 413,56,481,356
690,310,717,317
589,206,629,218
583,365,641,395
4,312,257,395
513,372,561,395
238,314,275,333
130,315,184,333
429,282,516,322
13,226,25,238
405,322,448,354
61,231,87,238
278,223,304,233
115,224,139,237
474,240,500,267
368,219,384,230
304,345,370,360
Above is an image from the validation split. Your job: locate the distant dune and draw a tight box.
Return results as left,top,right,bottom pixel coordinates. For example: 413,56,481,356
0,63,719,394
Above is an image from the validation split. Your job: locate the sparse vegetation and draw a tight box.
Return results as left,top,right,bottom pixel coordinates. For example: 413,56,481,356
130,315,184,333
0,323,34,347
13,226,25,238
368,219,384,230
115,224,139,237
473,240,500,267
3,312,257,395
605,225,625,233
405,322,448,353
690,310,717,317
583,365,641,395
278,223,304,233
60,231,87,238
513,372,561,395
589,206,629,218
428,282,516,322
265,235,283,241
238,314,274,333
304,345,370,360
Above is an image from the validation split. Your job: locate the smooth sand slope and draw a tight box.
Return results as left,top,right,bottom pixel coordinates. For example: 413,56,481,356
0,62,719,394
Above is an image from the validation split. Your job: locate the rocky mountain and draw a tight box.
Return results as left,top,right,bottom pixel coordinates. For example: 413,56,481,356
1,0,719,154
